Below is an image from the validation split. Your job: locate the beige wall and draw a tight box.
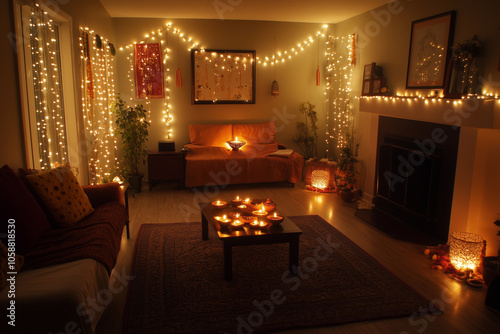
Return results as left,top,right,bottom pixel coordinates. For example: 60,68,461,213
113,18,329,156
336,0,500,255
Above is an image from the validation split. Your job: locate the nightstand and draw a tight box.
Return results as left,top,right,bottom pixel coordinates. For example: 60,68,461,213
147,151,186,190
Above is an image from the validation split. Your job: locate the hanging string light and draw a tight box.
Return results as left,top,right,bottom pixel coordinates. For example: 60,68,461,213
29,4,69,170
79,27,117,184
271,34,279,97
316,34,321,86
176,33,182,88
325,34,355,157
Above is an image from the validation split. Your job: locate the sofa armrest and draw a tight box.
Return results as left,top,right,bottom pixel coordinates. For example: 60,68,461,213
82,183,126,208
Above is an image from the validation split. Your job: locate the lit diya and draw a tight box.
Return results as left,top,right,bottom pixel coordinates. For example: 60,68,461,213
241,215,257,224
252,205,268,217
267,212,284,225
231,195,243,206
250,220,268,229
228,212,241,219
212,200,227,209
214,214,231,226
231,220,244,228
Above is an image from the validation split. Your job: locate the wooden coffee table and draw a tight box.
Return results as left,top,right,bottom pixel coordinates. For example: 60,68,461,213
199,202,302,280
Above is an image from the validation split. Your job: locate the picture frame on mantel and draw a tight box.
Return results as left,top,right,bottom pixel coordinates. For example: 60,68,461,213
191,49,256,104
406,11,456,89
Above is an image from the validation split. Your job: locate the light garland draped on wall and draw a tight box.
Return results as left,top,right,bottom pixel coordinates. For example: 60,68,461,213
325,34,355,158
79,27,117,184
29,6,69,170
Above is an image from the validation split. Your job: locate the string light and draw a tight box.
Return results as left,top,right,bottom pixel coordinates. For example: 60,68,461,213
80,27,117,184
325,34,354,157
29,4,69,170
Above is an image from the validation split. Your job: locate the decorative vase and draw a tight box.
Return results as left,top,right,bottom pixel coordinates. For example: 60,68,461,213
338,189,356,202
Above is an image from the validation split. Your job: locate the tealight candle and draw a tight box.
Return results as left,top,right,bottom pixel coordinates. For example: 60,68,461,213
267,212,284,225
214,214,231,224
231,195,242,206
231,220,244,228
250,220,268,229
252,205,268,217
212,200,227,209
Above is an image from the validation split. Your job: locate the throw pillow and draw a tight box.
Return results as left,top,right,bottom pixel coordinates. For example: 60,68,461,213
233,121,277,145
0,241,24,291
0,165,51,254
189,124,233,146
24,165,94,227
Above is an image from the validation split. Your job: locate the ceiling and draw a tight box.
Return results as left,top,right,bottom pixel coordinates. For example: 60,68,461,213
98,0,389,24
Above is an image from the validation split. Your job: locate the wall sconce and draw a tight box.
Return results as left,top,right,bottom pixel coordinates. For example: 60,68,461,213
226,137,246,151
271,80,279,97
311,170,329,190
449,232,484,286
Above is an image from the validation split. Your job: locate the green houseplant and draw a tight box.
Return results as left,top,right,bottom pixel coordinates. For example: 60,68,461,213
335,134,359,202
114,96,150,193
292,101,318,160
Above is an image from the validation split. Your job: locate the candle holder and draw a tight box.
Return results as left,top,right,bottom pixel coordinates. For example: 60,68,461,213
252,207,268,217
214,215,231,227
267,213,284,225
228,211,241,219
226,139,246,151
231,196,243,206
212,200,227,209
231,220,244,228
241,215,257,224
250,220,268,230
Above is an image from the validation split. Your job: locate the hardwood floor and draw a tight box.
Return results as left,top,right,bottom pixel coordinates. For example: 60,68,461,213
96,182,500,334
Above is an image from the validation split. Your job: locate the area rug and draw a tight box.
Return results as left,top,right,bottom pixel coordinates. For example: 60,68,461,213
123,215,432,334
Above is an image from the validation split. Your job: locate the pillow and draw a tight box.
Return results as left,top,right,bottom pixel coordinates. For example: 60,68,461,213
189,124,233,146
24,165,94,227
233,121,277,145
0,241,24,290
0,165,51,254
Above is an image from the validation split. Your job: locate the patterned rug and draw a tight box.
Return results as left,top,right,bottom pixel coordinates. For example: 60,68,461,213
123,215,431,334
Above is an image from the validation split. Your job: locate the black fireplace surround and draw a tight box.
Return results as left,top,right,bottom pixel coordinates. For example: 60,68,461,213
374,116,460,244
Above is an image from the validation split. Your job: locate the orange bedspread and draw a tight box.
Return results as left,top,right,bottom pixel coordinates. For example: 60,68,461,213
184,143,304,187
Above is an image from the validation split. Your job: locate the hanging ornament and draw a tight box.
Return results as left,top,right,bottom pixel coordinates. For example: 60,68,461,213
176,33,182,88
271,80,279,97
271,35,279,96
316,35,320,86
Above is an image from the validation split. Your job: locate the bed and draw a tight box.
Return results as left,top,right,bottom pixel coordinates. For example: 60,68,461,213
184,122,304,187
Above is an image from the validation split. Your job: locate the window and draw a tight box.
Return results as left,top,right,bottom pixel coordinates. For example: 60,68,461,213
13,1,81,177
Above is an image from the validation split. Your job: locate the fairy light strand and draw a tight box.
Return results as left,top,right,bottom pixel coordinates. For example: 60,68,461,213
79,27,117,184
30,4,69,170
325,34,354,157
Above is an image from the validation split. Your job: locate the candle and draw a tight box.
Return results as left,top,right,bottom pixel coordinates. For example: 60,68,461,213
252,205,268,217
267,212,284,225
231,195,242,206
231,219,244,227
250,220,268,229
212,200,227,209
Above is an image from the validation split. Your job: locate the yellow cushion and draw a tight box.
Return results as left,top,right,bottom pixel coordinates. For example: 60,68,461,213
189,124,233,146
233,121,277,145
24,166,94,227
0,241,24,290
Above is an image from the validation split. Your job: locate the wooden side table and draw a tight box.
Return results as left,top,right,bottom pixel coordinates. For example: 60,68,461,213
147,151,185,190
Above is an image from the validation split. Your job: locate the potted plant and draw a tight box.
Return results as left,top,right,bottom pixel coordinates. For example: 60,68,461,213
335,134,359,202
114,96,150,193
292,101,318,160
483,218,500,285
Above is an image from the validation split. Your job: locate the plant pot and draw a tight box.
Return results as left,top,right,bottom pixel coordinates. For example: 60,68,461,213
483,256,500,286
128,173,144,193
338,189,356,202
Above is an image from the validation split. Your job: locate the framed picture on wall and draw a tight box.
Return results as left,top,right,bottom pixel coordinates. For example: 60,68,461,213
191,49,256,104
363,63,374,80
362,79,372,95
406,11,456,89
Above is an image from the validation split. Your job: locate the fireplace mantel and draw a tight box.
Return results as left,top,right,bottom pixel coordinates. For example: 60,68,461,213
359,97,500,129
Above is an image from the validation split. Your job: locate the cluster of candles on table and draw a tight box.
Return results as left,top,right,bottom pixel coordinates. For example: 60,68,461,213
212,196,284,229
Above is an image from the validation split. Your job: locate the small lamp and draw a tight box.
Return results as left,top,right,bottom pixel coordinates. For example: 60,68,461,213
271,80,279,96
311,170,329,189
449,232,483,284
226,137,246,151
